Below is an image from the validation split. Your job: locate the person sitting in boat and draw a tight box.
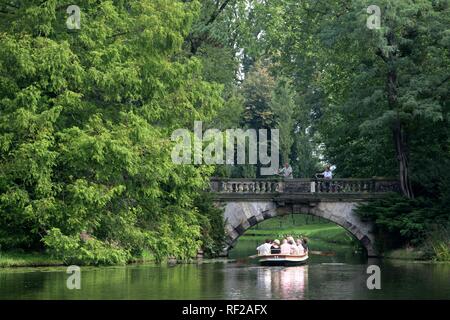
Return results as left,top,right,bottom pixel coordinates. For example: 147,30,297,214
288,239,300,255
300,237,309,252
270,239,281,254
256,239,272,256
296,239,305,255
286,236,297,254
280,239,291,255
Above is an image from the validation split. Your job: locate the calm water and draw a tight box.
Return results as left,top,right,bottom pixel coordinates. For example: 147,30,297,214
1,240,449,300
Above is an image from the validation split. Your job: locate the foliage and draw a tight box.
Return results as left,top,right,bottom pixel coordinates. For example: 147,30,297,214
423,226,450,261
0,0,225,262
271,78,295,164
1,0,449,264
43,228,130,265
356,194,450,253
194,192,225,258
234,0,449,257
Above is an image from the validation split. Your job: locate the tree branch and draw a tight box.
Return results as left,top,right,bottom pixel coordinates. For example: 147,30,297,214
375,48,388,63
206,0,233,26
437,75,450,88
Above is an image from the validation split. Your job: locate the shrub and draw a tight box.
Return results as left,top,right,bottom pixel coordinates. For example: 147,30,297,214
422,226,450,261
43,228,130,265
356,194,450,256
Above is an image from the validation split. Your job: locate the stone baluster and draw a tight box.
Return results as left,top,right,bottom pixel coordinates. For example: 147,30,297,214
274,182,281,192
362,181,368,192
310,181,316,193
348,181,352,192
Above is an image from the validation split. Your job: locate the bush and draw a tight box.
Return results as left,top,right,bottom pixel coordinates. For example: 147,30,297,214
422,226,450,261
43,228,130,265
356,194,450,257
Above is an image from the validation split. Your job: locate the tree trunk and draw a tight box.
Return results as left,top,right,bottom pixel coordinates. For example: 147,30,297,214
393,120,414,198
387,61,414,198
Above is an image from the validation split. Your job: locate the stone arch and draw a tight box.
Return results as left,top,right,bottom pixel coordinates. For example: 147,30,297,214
220,201,378,257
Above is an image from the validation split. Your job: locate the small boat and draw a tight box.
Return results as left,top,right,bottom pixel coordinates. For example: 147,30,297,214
258,253,309,266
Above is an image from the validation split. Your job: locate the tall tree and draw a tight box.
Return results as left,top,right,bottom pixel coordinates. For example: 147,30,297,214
0,0,224,262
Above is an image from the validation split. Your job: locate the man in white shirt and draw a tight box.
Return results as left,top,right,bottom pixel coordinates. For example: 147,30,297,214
323,166,333,179
279,162,293,179
323,166,333,192
256,239,272,256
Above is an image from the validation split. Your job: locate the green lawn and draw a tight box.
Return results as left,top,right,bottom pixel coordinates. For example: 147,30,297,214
241,214,357,246
0,249,157,268
0,251,63,268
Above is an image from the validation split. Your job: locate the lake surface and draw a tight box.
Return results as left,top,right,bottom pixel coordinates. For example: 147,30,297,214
1,240,449,299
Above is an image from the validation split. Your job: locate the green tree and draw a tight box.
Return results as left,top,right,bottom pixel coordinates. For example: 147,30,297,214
271,78,295,164
0,0,224,263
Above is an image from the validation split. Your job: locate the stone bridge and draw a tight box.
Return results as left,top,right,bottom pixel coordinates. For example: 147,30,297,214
210,178,400,257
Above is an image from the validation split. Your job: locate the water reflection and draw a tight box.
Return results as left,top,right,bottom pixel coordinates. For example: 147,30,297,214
271,266,308,299
1,257,449,299
224,265,308,300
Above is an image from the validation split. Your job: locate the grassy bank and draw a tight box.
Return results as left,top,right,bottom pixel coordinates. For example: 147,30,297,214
241,214,358,247
0,251,63,268
383,248,426,261
244,224,356,246
384,244,450,262
0,250,157,268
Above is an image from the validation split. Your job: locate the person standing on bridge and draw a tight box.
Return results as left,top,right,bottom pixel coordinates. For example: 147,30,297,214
323,165,333,192
279,162,293,179
323,166,333,179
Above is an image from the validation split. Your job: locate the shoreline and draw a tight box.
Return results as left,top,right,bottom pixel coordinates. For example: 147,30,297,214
2,221,447,268
1,251,447,270
2,248,447,270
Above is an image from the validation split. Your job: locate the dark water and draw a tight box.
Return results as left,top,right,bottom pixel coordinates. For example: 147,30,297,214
1,240,449,299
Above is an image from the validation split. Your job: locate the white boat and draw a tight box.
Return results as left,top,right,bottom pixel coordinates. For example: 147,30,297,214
258,253,309,266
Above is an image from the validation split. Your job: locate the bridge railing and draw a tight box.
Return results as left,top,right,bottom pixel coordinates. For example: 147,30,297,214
209,178,400,194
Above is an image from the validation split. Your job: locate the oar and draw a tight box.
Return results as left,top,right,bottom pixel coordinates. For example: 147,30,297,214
248,254,259,259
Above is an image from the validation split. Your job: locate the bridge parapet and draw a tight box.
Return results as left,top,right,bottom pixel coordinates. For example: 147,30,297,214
211,177,399,257
210,178,400,196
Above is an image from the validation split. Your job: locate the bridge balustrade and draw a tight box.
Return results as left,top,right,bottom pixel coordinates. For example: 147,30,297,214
210,178,400,194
